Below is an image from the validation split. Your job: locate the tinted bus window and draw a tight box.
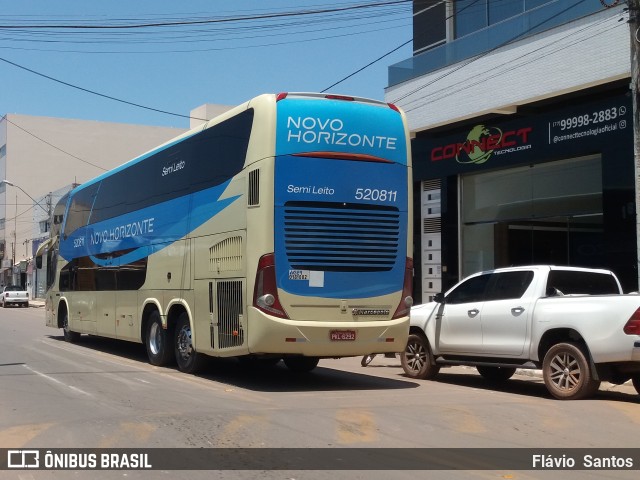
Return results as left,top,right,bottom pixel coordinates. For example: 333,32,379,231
88,109,254,226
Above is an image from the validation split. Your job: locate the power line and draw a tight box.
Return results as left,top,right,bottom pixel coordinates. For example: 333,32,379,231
0,1,411,29
0,56,206,121
2,115,107,171
390,0,589,106
401,13,623,112
321,39,412,92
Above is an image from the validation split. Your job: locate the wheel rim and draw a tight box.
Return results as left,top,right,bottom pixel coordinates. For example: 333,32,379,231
63,314,69,333
176,324,193,361
405,340,427,374
548,352,581,392
149,322,162,356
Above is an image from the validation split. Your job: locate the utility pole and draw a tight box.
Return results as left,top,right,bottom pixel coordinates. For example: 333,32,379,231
630,0,640,290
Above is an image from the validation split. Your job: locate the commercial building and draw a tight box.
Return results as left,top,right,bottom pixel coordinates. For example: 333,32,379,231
386,0,635,301
0,114,185,293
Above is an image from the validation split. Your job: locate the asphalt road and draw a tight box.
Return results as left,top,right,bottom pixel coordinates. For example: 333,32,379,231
0,305,639,480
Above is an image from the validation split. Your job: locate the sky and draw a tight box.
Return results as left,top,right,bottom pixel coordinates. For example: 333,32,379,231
0,0,413,129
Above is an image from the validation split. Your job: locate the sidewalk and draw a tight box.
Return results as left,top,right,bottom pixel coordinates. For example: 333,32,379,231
30,298,45,308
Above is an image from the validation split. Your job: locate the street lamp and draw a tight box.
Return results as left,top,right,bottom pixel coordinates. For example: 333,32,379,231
0,180,49,214
0,179,51,288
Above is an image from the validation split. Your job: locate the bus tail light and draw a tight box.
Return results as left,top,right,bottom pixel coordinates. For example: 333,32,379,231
623,308,640,334
253,253,289,319
392,257,414,319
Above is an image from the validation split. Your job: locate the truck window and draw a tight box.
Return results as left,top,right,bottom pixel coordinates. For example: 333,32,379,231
485,271,534,301
546,270,620,295
446,273,492,304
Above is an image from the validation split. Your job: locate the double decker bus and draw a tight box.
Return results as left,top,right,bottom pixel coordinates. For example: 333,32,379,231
37,93,413,373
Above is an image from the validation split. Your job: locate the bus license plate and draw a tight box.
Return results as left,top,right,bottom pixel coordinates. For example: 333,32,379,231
330,330,356,341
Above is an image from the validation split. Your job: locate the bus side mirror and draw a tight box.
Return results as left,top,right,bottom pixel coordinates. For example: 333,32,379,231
36,255,42,269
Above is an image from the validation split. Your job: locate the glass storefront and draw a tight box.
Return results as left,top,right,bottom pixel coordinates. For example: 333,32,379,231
461,155,603,277
411,89,636,297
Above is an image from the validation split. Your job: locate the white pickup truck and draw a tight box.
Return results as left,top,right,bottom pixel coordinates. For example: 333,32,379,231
0,285,29,308
402,266,640,400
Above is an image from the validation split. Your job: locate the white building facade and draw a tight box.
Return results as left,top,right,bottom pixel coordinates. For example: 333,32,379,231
386,0,636,300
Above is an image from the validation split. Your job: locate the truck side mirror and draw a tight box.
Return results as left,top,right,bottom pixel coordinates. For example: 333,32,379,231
434,292,445,304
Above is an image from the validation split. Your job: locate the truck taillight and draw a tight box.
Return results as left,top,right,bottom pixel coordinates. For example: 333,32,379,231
623,308,640,335
253,253,289,319
392,257,414,319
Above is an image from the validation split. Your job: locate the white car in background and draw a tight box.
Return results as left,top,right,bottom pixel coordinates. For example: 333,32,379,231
0,285,29,308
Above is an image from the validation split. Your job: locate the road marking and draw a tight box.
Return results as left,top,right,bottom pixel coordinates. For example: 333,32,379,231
217,414,268,447
610,402,640,425
0,423,55,448
336,410,377,444
99,421,156,448
442,405,486,434
37,338,271,403
22,364,92,397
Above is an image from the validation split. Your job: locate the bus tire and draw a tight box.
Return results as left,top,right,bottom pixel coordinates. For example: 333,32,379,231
174,313,205,374
145,311,173,366
62,309,80,343
283,356,319,373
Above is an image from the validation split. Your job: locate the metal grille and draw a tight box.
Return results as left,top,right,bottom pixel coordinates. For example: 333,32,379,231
248,169,260,206
423,178,441,191
423,217,442,234
216,280,244,349
209,236,243,273
283,201,400,272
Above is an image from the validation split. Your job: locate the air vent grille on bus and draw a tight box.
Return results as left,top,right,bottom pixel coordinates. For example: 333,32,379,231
217,280,244,349
283,201,400,272
209,236,243,273
248,169,260,206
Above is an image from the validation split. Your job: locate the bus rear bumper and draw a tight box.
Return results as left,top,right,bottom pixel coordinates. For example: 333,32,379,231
247,309,409,357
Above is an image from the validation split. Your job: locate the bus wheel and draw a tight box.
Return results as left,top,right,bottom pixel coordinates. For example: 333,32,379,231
145,311,173,366
62,309,81,343
174,313,205,374
283,356,319,373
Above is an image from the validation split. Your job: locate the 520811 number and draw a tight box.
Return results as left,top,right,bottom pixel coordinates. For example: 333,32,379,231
354,188,397,202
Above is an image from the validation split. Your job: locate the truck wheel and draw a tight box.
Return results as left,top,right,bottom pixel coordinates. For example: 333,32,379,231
145,311,173,366
477,366,516,382
174,313,206,374
632,375,640,395
401,333,440,380
542,342,600,400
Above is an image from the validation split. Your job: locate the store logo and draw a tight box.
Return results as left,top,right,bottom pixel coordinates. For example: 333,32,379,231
431,125,532,164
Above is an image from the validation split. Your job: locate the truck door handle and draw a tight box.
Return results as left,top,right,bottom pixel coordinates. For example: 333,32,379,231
511,307,525,315
468,309,479,318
